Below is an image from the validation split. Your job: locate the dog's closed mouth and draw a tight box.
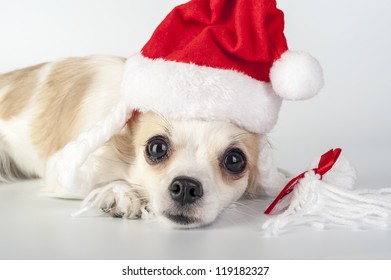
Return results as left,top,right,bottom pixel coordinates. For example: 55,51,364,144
164,212,199,226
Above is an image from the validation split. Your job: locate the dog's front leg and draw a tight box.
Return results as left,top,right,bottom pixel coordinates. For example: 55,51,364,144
86,181,148,219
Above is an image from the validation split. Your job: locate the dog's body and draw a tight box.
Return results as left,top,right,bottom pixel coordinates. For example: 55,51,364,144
0,56,261,227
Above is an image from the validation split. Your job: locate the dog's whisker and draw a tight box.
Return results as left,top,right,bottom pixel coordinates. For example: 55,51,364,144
217,212,237,226
229,207,259,219
218,198,261,216
231,132,255,141
97,157,131,164
218,207,256,227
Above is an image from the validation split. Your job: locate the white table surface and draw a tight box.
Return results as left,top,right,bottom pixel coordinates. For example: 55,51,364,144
1,180,390,260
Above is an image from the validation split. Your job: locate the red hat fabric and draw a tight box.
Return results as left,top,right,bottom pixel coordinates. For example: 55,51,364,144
142,0,288,84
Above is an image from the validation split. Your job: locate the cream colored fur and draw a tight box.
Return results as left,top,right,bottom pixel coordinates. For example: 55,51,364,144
0,56,261,228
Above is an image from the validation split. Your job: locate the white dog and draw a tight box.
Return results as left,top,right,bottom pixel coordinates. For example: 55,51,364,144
0,56,261,228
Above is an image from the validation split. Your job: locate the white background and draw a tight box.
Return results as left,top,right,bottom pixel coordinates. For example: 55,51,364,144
0,0,391,260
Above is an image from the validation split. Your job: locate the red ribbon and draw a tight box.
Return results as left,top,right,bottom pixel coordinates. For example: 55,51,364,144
264,148,342,215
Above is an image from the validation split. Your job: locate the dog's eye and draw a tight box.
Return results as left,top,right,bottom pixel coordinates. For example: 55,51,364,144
146,136,170,163
222,148,247,174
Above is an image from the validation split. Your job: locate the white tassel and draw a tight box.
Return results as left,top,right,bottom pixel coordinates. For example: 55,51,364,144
55,103,131,196
262,151,391,236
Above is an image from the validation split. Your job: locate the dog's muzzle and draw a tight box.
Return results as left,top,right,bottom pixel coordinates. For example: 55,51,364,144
168,176,203,205
162,176,204,227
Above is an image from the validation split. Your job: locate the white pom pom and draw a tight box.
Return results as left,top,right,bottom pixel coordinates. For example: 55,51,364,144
270,51,324,101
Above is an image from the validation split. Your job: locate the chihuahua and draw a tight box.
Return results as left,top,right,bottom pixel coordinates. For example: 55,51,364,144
0,56,261,228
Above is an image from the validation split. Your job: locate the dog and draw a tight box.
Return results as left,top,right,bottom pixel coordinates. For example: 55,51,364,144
0,55,261,228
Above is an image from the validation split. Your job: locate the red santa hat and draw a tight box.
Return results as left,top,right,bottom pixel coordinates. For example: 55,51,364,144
55,0,323,198
122,0,323,134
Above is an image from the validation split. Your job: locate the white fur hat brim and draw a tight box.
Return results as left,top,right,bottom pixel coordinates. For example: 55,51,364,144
122,54,283,134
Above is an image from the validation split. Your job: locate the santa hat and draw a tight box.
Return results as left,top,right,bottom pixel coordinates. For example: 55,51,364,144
55,0,323,197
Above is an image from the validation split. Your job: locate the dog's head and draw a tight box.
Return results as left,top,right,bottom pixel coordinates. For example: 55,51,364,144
115,112,260,228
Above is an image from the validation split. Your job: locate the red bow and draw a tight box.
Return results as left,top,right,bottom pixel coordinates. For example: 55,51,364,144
264,148,342,215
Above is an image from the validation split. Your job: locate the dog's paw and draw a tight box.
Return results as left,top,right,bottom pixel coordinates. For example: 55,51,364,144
98,183,148,219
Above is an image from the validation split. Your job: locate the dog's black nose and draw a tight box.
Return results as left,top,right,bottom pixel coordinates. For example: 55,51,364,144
169,176,203,205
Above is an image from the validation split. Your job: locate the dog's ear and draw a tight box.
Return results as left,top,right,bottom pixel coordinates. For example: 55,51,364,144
255,135,289,197
126,110,140,125
109,126,135,165
244,167,260,198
